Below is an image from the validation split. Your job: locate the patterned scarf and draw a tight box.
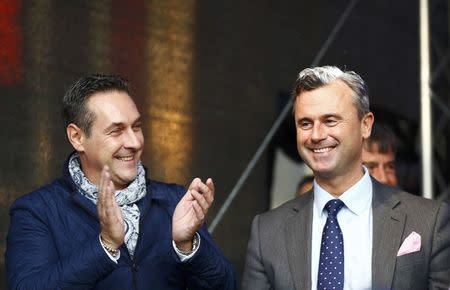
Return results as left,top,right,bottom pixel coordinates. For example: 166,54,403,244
68,153,147,257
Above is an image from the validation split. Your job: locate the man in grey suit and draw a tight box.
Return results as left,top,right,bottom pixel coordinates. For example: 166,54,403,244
242,66,450,290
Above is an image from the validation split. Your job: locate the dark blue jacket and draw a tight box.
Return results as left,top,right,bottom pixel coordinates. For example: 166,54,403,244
6,160,236,290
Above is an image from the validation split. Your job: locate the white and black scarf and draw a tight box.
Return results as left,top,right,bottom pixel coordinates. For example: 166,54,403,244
68,153,146,257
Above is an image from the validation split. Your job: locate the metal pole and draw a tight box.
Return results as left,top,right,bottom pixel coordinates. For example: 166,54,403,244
208,0,360,233
419,0,433,198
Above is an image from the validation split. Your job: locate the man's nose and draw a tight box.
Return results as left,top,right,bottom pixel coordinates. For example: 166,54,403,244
123,129,142,148
311,123,327,141
375,167,388,184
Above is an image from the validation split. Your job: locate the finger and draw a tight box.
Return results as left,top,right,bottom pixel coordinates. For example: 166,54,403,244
99,167,118,219
192,200,205,221
102,174,114,208
196,179,214,205
188,177,202,191
104,179,117,214
99,166,110,198
101,185,123,231
206,178,214,192
191,191,210,214
179,188,195,203
204,178,215,204
97,166,109,214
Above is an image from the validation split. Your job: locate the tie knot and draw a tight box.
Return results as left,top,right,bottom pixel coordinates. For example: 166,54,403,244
324,199,344,218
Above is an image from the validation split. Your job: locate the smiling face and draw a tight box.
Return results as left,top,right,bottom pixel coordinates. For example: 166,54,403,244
74,90,144,189
294,80,373,190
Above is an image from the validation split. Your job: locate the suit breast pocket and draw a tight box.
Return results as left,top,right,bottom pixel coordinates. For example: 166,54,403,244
395,250,426,270
393,251,428,290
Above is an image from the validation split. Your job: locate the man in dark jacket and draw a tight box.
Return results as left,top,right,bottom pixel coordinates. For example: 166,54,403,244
5,74,236,290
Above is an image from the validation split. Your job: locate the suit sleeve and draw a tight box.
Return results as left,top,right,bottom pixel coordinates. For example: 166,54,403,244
174,226,237,290
168,185,237,290
429,201,450,289
5,198,117,290
241,215,272,290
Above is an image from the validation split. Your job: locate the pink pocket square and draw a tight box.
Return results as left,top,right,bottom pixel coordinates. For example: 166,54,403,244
397,231,421,257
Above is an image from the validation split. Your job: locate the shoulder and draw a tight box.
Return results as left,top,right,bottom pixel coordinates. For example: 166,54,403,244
11,179,68,208
260,197,301,218
254,193,312,228
9,179,70,221
373,181,447,223
397,191,448,226
391,187,441,212
397,191,442,210
374,179,441,208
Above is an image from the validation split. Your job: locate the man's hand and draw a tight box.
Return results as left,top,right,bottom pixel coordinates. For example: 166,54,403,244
98,165,124,250
172,178,214,251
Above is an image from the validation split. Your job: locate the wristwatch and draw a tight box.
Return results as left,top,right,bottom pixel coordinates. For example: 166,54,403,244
175,232,200,255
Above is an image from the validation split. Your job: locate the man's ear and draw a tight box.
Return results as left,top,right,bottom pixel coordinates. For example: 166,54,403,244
66,124,86,152
361,112,374,140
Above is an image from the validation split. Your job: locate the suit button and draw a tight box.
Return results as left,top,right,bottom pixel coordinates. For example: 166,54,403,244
133,263,139,272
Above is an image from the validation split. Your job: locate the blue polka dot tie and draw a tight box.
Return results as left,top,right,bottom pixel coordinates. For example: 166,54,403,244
317,199,345,290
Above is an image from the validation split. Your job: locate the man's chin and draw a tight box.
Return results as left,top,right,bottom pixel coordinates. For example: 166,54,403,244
311,165,335,178
112,173,138,190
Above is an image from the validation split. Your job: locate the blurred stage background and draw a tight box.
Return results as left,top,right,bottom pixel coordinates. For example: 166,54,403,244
0,0,449,288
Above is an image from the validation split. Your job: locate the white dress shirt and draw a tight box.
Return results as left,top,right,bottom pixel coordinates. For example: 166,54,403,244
311,167,373,290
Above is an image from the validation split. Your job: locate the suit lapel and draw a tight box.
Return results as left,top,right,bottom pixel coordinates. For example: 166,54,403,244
285,192,313,290
371,180,405,289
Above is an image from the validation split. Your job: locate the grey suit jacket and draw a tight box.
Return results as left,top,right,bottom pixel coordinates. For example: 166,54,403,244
242,179,450,290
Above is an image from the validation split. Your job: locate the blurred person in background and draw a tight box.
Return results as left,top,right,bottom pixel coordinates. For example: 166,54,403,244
297,175,315,196
362,122,398,187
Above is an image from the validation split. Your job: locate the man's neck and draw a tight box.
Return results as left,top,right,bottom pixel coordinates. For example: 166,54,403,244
315,167,365,197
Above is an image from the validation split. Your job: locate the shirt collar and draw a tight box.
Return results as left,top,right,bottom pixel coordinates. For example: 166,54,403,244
314,166,373,216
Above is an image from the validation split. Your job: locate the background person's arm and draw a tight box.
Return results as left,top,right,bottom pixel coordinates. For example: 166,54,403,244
428,201,450,289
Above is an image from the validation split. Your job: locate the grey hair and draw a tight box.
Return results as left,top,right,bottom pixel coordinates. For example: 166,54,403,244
293,66,370,119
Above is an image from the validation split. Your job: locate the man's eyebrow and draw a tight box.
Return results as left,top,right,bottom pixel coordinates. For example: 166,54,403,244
104,122,125,133
322,113,341,119
103,117,142,133
297,117,310,121
296,117,312,124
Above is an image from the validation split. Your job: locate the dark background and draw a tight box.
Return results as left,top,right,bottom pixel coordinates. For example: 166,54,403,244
0,0,449,288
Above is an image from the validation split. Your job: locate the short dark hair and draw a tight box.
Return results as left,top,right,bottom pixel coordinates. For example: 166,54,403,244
62,74,129,136
364,123,397,154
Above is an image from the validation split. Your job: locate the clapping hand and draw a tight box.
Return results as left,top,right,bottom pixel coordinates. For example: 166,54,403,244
172,178,214,251
97,165,124,251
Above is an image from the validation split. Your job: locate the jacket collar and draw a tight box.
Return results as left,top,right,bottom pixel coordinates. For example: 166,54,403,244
286,191,314,290
371,178,405,289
